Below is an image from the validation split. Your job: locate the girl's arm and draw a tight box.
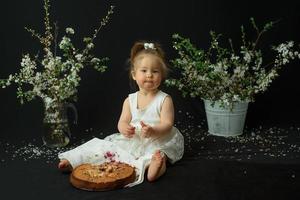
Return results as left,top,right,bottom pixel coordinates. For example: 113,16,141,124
118,97,135,137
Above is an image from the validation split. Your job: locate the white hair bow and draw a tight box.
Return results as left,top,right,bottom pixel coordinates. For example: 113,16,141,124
144,42,156,50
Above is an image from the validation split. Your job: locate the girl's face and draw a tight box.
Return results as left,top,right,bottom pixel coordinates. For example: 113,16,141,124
132,54,163,92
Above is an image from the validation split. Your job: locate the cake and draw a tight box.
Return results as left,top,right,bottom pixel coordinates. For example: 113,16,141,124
70,162,136,191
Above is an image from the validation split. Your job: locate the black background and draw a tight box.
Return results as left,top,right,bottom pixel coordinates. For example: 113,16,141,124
0,0,300,141
1,1,300,200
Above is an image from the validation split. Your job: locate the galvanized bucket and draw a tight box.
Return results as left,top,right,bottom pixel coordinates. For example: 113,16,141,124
204,100,249,137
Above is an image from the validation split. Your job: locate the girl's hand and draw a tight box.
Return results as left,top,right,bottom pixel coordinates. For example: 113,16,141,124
121,124,135,138
140,121,155,138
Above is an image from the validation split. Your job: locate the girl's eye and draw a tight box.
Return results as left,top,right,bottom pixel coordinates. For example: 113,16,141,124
141,69,147,72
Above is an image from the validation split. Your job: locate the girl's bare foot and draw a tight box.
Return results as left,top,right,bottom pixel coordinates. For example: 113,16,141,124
58,159,72,172
147,150,166,182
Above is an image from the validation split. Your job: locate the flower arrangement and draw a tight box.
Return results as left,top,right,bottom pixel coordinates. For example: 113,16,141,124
0,0,114,111
0,0,114,147
166,18,300,108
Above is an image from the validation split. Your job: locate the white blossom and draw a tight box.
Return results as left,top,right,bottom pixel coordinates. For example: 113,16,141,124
87,43,94,49
243,52,251,63
66,27,74,34
75,54,83,61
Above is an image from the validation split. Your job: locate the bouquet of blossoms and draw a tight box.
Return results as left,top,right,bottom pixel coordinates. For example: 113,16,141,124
0,0,114,111
0,0,114,147
166,18,300,109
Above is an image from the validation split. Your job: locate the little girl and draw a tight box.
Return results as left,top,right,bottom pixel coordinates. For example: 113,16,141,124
58,41,184,186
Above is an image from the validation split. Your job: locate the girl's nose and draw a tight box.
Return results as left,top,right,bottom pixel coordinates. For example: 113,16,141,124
146,72,152,77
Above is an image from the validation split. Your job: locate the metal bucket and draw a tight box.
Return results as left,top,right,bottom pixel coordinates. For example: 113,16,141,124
204,100,249,137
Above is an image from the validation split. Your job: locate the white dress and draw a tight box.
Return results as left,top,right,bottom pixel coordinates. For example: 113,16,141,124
58,90,184,187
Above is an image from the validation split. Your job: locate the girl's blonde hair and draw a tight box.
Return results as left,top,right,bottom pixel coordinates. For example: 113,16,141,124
129,41,169,80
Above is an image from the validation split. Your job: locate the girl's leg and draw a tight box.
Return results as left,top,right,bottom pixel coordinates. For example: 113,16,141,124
147,150,167,182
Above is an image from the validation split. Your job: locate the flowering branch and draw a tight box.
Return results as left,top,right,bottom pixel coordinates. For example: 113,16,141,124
166,18,300,108
0,0,114,109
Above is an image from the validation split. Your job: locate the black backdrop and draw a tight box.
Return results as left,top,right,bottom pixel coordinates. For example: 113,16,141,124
1,0,300,141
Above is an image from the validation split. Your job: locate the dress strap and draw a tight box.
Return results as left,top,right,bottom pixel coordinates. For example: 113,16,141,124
155,91,169,111
128,92,138,114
